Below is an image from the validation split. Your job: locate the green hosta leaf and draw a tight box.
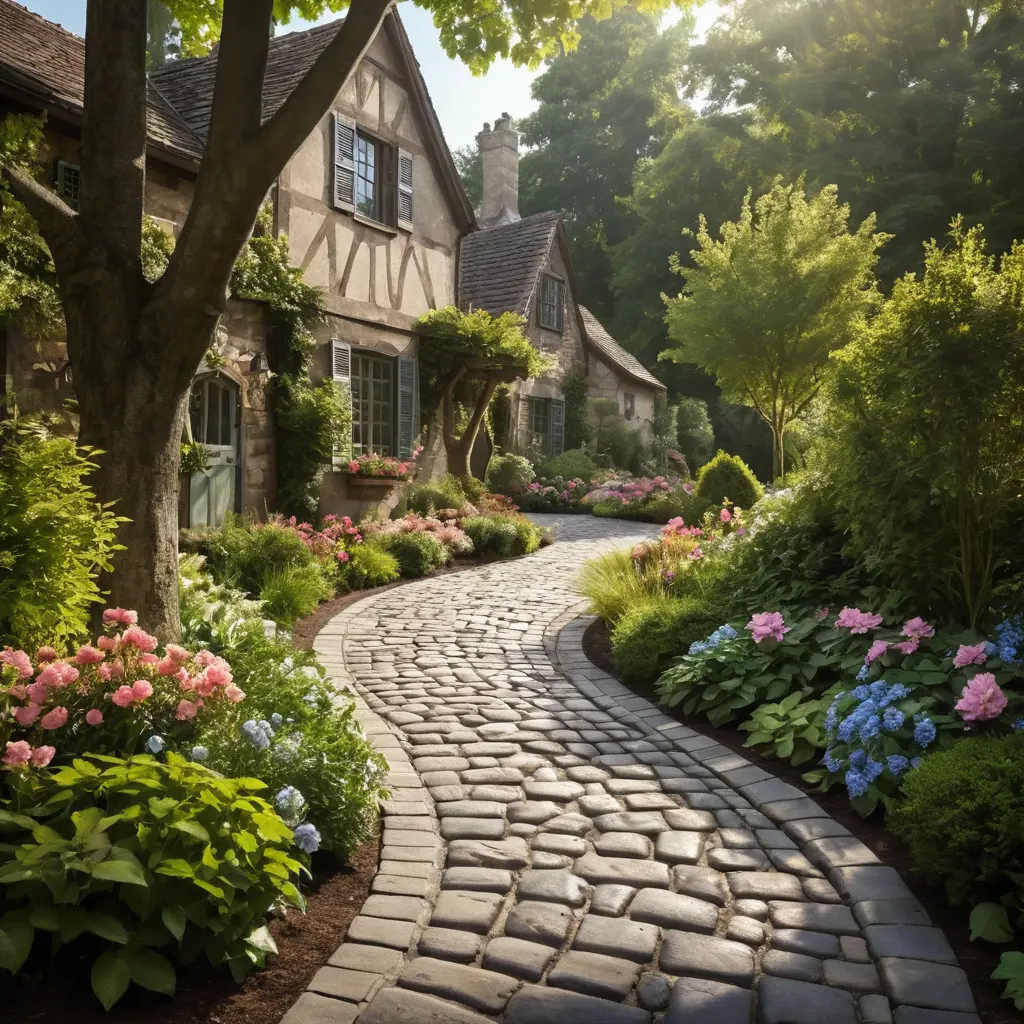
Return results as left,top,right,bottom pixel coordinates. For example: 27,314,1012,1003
91,950,131,1010
970,903,1015,944
0,809,40,830
155,858,195,879
127,948,176,996
28,904,59,931
777,736,795,759
0,916,34,974
246,924,278,954
993,951,1024,1009
92,857,148,887
161,905,187,944
170,819,210,843
87,913,129,944
148,797,178,819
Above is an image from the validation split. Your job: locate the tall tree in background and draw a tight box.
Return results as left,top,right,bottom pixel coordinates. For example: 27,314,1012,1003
663,179,888,478
453,144,482,209
146,1,180,68
0,0,688,639
517,10,690,318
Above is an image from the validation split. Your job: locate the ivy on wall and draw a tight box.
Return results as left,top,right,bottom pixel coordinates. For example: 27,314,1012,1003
561,364,589,451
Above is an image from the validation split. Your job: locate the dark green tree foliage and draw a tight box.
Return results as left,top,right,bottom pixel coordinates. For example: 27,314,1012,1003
518,10,690,318
453,144,482,209
675,396,714,472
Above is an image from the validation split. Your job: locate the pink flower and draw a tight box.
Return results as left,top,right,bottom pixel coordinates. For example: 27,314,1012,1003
138,653,159,665
108,659,125,679
1,648,34,680
156,656,178,676
835,607,883,633
894,639,919,656
102,608,137,626
175,699,200,721
111,685,136,708
953,642,987,669
336,550,350,563
632,543,650,561
30,745,55,767
8,684,27,700
55,662,79,686
97,664,112,682
96,635,118,652
40,706,68,730
121,626,158,653
902,617,935,641
348,460,359,473
955,672,1008,722
689,547,703,560
86,709,104,726
131,680,153,701
865,639,889,665
814,607,830,621
13,703,42,726
720,507,732,522
3,741,32,767
35,646,58,663
194,650,217,667
224,684,246,703
736,526,746,536
746,611,790,644
165,644,191,665
74,645,105,665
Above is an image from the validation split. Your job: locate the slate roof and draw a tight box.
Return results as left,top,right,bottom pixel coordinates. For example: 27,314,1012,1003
458,211,561,316
0,0,204,162
580,306,666,390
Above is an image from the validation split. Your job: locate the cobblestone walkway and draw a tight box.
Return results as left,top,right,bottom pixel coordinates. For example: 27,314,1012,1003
287,514,978,1024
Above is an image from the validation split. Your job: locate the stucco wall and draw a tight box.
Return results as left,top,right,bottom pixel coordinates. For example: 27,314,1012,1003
587,354,659,439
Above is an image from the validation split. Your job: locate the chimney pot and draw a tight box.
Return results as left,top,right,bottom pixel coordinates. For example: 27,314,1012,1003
477,115,520,227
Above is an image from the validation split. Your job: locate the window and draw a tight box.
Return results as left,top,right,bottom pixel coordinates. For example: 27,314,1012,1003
623,392,635,421
189,376,236,449
538,275,565,332
331,113,414,230
56,160,81,208
351,352,395,455
527,396,549,449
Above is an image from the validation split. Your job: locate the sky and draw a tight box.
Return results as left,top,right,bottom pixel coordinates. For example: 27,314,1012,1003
20,1,722,151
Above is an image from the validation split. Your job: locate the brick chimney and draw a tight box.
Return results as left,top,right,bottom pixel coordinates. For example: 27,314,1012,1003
477,113,520,228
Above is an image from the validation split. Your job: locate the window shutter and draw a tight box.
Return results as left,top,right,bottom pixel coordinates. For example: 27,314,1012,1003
556,281,565,333
331,113,356,213
396,148,414,231
330,339,352,466
397,354,418,458
551,399,565,457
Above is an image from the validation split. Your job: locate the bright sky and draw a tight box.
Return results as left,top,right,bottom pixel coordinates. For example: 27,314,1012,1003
21,0,722,151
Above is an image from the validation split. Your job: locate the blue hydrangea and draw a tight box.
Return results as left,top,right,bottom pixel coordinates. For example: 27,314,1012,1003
887,754,910,776
824,703,840,733
258,719,274,737
242,719,271,750
911,757,922,769
838,718,857,743
995,616,1023,663
190,745,209,762
858,714,882,743
984,641,998,657
864,758,884,782
303,689,319,706
293,823,321,854
146,735,165,754
853,684,871,701
855,664,870,681
913,716,936,748
882,708,905,732
848,749,868,770
823,749,843,773
273,737,301,761
275,785,306,822
869,681,889,701
1013,719,1024,731
845,769,869,798
718,624,739,640
689,640,709,655
270,713,284,729
879,683,909,706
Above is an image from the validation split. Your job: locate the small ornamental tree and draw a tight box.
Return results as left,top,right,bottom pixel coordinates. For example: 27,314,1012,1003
416,306,550,479
662,178,888,479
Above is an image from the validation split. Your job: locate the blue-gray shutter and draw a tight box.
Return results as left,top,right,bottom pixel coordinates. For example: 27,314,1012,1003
331,339,352,465
396,148,414,231
397,355,418,458
550,399,565,457
331,113,356,213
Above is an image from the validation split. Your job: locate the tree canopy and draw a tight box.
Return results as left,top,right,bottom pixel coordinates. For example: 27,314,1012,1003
663,178,888,478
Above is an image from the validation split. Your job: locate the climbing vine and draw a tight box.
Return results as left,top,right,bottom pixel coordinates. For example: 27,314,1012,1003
561,364,589,451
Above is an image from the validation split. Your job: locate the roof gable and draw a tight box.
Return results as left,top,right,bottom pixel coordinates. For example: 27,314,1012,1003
580,306,666,390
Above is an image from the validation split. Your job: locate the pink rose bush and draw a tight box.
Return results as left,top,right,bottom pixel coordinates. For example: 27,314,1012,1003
346,447,422,480
0,611,244,768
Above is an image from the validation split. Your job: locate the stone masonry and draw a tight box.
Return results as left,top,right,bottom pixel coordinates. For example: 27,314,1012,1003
286,513,978,1024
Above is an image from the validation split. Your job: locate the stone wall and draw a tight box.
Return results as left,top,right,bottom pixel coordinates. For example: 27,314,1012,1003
586,353,659,441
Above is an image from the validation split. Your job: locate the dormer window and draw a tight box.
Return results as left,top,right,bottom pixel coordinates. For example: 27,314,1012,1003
538,274,564,333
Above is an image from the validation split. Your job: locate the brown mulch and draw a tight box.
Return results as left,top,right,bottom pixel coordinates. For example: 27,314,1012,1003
583,617,1018,1024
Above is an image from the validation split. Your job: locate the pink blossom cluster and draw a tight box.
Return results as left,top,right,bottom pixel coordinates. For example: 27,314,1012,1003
582,473,679,506
265,514,363,562
953,642,988,668
362,512,473,556
746,611,790,644
835,607,884,633
347,449,421,480
662,517,704,539
3,740,54,768
954,672,1008,722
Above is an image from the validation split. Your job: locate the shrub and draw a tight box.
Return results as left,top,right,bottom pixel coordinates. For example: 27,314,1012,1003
0,421,123,649
461,516,542,558
368,531,447,578
485,453,535,494
537,448,597,483
889,732,1024,906
206,515,318,598
346,543,400,589
695,450,763,510
676,397,715,472
408,474,466,515
0,753,305,1008
258,563,333,625
611,594,721,685
579,549,659,624
740,690,832,767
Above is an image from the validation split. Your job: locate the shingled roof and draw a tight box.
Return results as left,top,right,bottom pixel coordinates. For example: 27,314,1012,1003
580,306,666,390
0,0,204,163
458,211,561,316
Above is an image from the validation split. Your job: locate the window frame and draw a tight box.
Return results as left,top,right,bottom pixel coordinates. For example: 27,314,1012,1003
527,396,551,453
188,375,238,454
538,274,565,333
56,160,81,209
623,392,636,421
350,349,397,456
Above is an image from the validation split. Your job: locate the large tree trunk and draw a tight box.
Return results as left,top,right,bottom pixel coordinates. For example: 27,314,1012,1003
442,377,498,481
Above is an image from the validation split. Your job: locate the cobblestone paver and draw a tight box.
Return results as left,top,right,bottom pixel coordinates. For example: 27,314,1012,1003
285,514,978,1024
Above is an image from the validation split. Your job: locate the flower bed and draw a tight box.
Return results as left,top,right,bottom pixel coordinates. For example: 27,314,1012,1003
346,446,423,481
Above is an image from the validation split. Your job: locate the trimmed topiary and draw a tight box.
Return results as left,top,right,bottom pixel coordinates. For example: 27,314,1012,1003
485,453,535,494
407,475,466,515
695,450,763,510
888,732,1024,906
537,448,597,483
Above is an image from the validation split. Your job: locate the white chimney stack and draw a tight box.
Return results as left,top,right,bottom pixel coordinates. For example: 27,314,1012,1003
477,113,520,227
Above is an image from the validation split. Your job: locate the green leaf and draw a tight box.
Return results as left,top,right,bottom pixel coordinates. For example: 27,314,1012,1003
28,904,59,931
969,903,1014,944
148,797,178,819
0,809,40,830
92,857,148,887
161,905,187,944
991,951,1024,980
87,913,129,944
91,950,131,1011
127,949,176,996
193,878,226,899
246,924,278,954
170,819,210,843
155,859,195,879
0,916,34,974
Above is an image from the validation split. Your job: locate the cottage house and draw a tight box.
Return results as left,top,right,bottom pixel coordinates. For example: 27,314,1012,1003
0,0,665,526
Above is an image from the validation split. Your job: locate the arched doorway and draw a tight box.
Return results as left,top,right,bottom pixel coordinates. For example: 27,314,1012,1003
187,373,240,528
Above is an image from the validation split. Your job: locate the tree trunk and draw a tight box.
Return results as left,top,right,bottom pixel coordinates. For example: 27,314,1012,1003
442,378,498,481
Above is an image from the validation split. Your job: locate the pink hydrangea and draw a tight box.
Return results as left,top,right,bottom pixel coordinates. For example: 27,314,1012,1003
814,607,830,621
138,653,159,665
156,655,179,676
225,684,246,703
746,611,790,644
720,507,732,522
865,639,889,665
835,607,883,633
55,662,79,686
8,684,27,701
74,645,105,665
902,617,935,641
176,699,201,721
96,635,118,652
111,685,136,708
954,672,1008,722
894,639,919,656
953,642,987,668
121,626,158,653
40,706,68,730
1,648,33,680
86,709,104,726
689,547,703,560
97,664,113,682
31,745,55,767
336,550,350,563
13,703,41,726
102,608,138,627
131,680,154,701
3,741,32,767
27,680,49,704
165,644,191,666
35,646,58,663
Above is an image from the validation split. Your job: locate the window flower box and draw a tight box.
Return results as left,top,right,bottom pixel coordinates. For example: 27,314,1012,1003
345,449,423,482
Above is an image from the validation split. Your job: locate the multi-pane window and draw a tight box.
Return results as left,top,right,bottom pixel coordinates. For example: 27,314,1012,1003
351,353,394,455
56,160,81,208
189,377,236,449
538,275,565,332
528,397,549,450
623,392,635,421
332,113,413,230
355,134,377,220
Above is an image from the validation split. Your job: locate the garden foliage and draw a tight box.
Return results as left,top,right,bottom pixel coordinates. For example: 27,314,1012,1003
695,450,763,510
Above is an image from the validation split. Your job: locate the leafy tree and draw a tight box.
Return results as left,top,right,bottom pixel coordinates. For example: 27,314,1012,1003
416,306,550,479
663,178,888,479
0,0,687,639
146,1,181,68
675,395,714,472
518,9,690,318
453,144,482,209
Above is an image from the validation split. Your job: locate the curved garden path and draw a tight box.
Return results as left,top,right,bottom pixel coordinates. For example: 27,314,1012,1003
286,514,978,1024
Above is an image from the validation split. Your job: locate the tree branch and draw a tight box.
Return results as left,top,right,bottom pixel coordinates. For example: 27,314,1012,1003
256,0,395,172
441,366,468,448
461,376,499,445
0,165,83,260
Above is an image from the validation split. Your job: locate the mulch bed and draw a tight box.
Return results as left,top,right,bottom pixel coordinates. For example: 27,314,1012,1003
583,618,1018,1024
